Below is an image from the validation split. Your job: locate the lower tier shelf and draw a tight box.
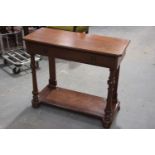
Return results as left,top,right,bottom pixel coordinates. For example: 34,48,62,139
39,86,108,117
39,86,120,120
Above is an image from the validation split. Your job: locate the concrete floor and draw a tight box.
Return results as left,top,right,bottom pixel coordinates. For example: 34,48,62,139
0,26,155,129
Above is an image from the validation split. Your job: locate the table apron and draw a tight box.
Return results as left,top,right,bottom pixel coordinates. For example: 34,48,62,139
26,42,120,69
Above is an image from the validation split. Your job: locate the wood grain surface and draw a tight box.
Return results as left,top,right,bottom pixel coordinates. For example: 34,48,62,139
24,28,130,56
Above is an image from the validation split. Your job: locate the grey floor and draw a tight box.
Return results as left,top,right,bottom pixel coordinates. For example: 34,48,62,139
0,26,155,129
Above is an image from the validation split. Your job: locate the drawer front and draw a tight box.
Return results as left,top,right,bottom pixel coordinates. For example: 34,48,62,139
25,41,118,68
52,47,93,65
95,55,116,68
25,42,48,56
53,49,117,68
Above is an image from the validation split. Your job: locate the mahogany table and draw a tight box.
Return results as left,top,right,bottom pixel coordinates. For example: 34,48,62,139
24,28,130,128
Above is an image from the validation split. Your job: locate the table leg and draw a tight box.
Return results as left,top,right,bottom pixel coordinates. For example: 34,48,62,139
113,66,120,107
23,26,29,35
48,57,57,88
0,35,5,55
103,69,116,128
30,54,40,108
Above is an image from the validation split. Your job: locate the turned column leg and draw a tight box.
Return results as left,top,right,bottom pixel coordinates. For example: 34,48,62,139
103,68,116,128
113,66,120,108
30,54,40,108
48,57,57,89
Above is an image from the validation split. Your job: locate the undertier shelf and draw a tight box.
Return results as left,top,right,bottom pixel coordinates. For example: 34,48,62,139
39,86,108,117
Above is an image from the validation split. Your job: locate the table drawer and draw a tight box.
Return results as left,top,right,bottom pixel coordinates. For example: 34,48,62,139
54,49,117,68
25,42,48,56
95,55,117,68
26,42,118,68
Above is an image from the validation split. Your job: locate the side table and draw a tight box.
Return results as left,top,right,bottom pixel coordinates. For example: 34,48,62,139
24,28,130,128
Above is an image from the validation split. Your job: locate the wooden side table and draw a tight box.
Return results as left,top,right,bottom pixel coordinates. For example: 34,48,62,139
24,28,130,128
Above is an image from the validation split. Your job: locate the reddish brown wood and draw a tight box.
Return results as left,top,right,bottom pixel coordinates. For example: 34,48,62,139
24,28,130,128
25,41,121,69
24,28,130,56
103,69,118,128
39,86,120,118
48,57,57,88
30,54,40,108
40,86,106,117
113,66,120,105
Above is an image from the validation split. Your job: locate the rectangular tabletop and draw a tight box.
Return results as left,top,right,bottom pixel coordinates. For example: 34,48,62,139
24,28,130,57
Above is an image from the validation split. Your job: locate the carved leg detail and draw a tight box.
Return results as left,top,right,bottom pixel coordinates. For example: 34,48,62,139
32,91,40,108
103,69,117,128
113,66,120,105
48,57,57,89
30,54,40,108
103,110,113,128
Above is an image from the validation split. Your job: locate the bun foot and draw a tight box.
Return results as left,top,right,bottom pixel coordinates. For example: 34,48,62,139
102,113,112,129
102,119,112,129
32,100,40,108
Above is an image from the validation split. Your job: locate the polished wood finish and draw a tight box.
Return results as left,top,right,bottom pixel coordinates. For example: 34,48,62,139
40,86,106,117
24,28,129,56
30,53,40,108
39,86,120,118
24,28,130,128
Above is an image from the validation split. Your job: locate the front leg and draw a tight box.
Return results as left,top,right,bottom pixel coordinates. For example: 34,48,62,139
113,66,120,107
102,69,116,128
30,54,40,108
